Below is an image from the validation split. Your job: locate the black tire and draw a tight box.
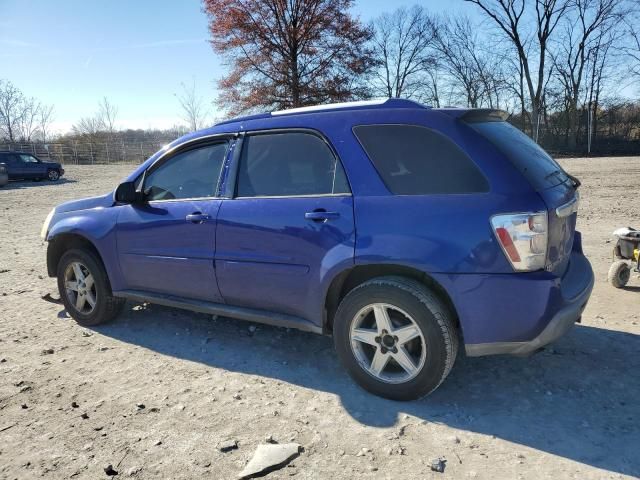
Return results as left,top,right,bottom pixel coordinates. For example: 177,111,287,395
57,248,124,326
47,169,60,181
333,276,458,401
608,260,630,288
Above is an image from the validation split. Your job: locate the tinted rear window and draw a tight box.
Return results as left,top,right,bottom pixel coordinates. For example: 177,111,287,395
469,121,569,190
353,125,488,195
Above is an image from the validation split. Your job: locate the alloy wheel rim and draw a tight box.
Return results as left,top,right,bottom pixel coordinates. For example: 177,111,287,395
49,170,59,180
64,261,97,315
349,303,426,384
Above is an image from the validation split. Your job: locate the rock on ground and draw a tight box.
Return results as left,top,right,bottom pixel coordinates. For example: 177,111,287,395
238,443,301,479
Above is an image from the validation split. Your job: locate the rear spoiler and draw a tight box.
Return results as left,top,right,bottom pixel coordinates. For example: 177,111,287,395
436,108,509,122
459,109,509,123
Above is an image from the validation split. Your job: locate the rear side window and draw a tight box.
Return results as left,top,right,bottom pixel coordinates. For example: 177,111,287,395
353,125,488,195
236,132,350,197
4,154,18,165
469,121,569,191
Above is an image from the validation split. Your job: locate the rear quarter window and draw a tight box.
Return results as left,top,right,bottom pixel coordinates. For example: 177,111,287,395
468,121,569,191
353,124,489,195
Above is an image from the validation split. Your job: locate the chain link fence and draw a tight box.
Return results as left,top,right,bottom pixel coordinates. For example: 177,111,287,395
0,140,168,165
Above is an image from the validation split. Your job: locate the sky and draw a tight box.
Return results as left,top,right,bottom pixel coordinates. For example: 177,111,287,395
0,0,467,134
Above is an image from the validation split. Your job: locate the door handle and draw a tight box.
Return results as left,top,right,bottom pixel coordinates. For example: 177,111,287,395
185,212,210,224
305,210,340,222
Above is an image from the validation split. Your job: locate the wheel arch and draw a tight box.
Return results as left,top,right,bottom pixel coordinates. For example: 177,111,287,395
47,233,105,278
323,263,460,336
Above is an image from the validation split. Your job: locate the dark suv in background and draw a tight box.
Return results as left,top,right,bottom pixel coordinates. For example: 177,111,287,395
0,151,64,182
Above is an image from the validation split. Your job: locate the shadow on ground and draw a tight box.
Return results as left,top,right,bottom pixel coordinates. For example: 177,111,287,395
89,303,639,476
1,178,76,190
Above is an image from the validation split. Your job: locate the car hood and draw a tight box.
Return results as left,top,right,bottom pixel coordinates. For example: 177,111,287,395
42,162,62,168
55,192,114,213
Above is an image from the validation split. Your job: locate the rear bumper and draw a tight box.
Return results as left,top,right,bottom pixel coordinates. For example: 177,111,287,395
465,261,593,356
447,234,594,357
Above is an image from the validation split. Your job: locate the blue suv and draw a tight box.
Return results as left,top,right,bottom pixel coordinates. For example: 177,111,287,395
42,99,594,400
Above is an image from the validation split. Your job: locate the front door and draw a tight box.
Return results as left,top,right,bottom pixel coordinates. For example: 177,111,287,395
17,154,45,178
215,131,355,323
116,140,230,302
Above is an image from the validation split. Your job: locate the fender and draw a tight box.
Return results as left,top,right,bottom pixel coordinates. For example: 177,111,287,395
46,207,124,290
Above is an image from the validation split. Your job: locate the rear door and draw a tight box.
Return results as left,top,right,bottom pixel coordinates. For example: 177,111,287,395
5,154,28,179
116,140,230,302
469,120,579,274
215,130,355,323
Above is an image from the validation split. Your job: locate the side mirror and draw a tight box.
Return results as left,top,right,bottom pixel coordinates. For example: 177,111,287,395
115,181,142,204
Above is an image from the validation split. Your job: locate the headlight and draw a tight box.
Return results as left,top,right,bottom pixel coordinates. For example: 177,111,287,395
40,208,55,240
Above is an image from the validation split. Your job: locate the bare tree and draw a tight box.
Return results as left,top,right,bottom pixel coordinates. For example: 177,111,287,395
0,79,25,142
630,28,640,79
18,97,40,141
551,0,622,149
585,31,616,146
465,0,571,140
97,97,118,136
622,9,640,82
176,80,208,132
72,116,101,137
38,104,55,143
434,15,505,108
370,6,437,100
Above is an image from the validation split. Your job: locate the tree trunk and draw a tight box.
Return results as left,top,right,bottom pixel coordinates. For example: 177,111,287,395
290,45,301,107
567,97,578,151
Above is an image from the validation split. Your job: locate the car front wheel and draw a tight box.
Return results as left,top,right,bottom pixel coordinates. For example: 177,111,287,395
57,248,124,326
333,276,458,401
48,169,60,181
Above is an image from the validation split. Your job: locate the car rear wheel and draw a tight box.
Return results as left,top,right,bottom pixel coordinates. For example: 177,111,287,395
57,248,124,326
608,260,631,288
48,169,60,181
333,276,458,401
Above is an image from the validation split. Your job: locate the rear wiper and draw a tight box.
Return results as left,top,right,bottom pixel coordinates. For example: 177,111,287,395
566,172,581,188
545,169,581,189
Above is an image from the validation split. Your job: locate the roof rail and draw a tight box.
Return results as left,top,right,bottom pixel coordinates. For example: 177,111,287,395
271,98,427,116
271,99,388,116
216,98,427,126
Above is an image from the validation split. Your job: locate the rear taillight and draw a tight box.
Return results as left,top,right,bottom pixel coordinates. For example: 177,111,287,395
491,212,548,272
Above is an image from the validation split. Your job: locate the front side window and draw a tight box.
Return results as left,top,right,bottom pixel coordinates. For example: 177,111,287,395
143,142,228,201
353,124,489,195
236,132,350,197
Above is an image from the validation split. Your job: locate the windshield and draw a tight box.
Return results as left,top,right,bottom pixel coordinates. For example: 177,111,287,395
469,121,570,191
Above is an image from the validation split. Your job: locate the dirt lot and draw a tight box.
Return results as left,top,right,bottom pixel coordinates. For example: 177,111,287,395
0,158,638,480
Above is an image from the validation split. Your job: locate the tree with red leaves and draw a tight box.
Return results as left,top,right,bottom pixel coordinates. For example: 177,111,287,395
203,0,374,115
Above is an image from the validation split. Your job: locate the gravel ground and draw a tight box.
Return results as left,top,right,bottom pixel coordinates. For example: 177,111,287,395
0,158,638,479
